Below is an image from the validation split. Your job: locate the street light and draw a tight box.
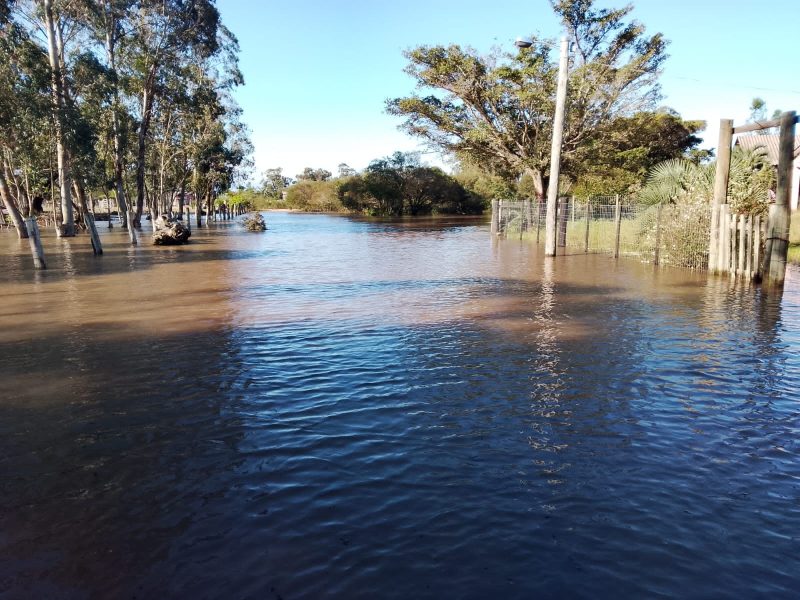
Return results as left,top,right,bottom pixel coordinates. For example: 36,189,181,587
516,34,569,257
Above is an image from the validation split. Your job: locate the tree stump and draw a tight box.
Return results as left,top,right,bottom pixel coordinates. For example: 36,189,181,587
152,215,191,245
243,212,267,232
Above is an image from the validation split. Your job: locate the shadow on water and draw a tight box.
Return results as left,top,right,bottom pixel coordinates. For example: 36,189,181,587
1,213,799,598
0,225,278,286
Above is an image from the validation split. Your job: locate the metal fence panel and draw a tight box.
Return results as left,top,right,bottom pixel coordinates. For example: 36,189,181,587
494,196,712,271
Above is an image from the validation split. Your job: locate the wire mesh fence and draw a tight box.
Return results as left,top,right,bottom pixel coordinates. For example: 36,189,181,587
493,196,713,270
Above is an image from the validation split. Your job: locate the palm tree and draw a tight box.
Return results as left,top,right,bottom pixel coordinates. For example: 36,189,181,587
639,147,773,216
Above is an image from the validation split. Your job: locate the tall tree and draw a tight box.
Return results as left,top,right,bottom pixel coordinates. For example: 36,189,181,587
124,0,221,225
387,0,667,199
41,0,76,234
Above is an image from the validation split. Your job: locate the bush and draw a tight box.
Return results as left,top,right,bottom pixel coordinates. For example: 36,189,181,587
285,180,343,212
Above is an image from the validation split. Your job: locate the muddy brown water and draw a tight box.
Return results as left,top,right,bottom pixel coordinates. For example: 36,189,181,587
1,212,800,598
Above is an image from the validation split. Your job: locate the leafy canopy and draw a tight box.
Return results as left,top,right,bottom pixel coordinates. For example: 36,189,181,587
387,0,675,197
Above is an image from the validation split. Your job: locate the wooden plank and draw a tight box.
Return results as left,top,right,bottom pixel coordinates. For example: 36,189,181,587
753,215,761,280
719,205,728,274
732,116,798,134
709,119,733,273
729,213,736,275
745,215,752,278
737,214,745,275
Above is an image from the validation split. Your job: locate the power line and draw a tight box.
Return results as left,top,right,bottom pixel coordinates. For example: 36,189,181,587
513,38,800,96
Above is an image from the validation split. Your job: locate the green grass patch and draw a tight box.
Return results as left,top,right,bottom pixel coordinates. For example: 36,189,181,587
789,245,800,265
791,211,800,245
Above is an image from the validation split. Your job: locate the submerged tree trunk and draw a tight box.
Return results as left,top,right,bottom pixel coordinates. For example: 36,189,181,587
0,170,28,239
99,5,137,243
135,64,157,227
43,0,75,236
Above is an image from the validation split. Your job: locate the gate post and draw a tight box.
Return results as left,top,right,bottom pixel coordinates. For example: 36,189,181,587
709,119,733,273
761,111,796,286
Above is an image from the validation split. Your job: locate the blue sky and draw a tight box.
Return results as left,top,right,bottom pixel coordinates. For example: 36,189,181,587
217,0,800,182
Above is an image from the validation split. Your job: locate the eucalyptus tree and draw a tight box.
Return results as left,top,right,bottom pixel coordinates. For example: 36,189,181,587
76,0,136,234
122,0,221,226
387,0,669,198
0,2,52,238
261,167,291,199
39,0,77,234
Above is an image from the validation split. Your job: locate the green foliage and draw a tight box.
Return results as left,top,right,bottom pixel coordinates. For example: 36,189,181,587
336,151,483,216
571,109,705,193
0,0,249,228
260,167,291,198
295,167,332,182
388,0,669,197
453,165,514,203
638,148,774,217
217,188,261,209
285,179,342,212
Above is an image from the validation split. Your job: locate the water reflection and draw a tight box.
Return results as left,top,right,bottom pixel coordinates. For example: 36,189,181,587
1,214,799,598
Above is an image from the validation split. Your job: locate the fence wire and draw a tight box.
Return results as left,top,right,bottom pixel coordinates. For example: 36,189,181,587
494,196,712,270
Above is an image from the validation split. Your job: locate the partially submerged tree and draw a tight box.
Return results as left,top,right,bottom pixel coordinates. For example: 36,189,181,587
1,0,249,243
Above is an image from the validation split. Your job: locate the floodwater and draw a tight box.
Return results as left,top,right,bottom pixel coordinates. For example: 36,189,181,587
1,212,799,598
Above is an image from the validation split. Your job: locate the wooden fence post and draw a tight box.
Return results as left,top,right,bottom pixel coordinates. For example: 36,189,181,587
761,110,796,286
745,215,753,279
490,199,498,236
653,203,663,266
709,118,733,274
536,199,541,243
584,200,591,253
753,215,761,280
737,214,745,276
24,216,46,269
613,194,622,258
720,204,728,273
729,214,736,276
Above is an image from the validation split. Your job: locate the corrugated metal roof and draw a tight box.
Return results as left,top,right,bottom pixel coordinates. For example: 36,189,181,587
735,134,800,165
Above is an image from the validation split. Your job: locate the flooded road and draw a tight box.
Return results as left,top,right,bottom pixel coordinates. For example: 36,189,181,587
1,212,799,598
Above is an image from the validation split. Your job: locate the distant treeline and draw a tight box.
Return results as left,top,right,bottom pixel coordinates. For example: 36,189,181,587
231,152,495,216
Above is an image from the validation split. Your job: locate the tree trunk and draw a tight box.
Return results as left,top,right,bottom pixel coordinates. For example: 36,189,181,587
524,167,545,200
135,64,157,227
43,0,75,236
104,20,130,232
2,153,31,218
0,170,28,239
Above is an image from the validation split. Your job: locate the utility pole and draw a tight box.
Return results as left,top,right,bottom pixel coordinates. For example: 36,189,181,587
544,36,570,257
